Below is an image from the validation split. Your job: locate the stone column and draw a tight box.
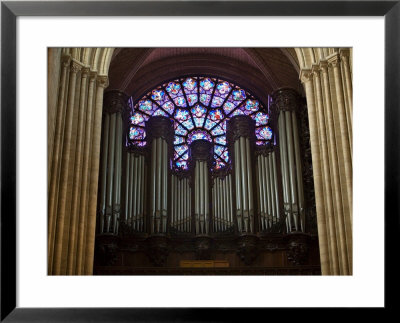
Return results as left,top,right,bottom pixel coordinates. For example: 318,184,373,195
98,90,128,235
227,115,256,234
190,140,213,235
146,116,173,234
272,88,305,233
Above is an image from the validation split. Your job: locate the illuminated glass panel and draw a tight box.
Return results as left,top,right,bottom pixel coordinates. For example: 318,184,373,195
129,127,146,140
129,76,271,169
188,130,212,144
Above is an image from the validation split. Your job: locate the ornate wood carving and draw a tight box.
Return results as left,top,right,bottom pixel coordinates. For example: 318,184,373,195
298,100,318,234
103,90,129,115
146,236,169,267
189,139,213,162
94,235,119,266
145,116,174,145
286,233,310,265
236,234,259,265
271,88,300,113
194,236,213,260
226,115,256,145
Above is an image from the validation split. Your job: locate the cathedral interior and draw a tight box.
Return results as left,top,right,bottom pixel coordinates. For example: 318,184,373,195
47,48,353,275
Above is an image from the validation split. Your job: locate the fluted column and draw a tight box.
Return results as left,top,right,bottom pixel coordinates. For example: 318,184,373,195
97,90,128,235
190,140,213,235
273,88,305,233
227,116,256,234
146,116,173,234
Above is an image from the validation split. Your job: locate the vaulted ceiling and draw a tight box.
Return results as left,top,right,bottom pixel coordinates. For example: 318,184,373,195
107,48,303,105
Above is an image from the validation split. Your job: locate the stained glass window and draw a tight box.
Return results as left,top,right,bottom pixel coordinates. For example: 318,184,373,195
127,76,272,170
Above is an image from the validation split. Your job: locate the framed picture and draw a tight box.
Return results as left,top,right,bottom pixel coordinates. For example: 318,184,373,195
2,0,398,320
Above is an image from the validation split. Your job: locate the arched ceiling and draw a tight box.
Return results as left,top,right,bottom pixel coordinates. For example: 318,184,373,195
107,48,303,105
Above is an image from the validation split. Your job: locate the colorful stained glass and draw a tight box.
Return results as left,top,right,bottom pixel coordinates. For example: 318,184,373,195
223,101,236,115
232,89,246,101
221,149,229,162
186,94,198,106
245,99,259,111
211,96,224,107
253,112,269,125
166,82,181,94
215,159,226,169
182,119,194,130
176,159,188,170
200,78,215,91
132,141,147,147
130,76,271,171
194,117,205,128
162,101,174,114
138,100,153,112
217,81,231,95
174,136,185,145
151,89,165,101
256,126,273,140
200,94,211,105
174,144,188,158
183,77,197,90
153,109,168,117
208,109,224,122
204,119,217,130
231,108,245,116
188,130,212,144
211,125,224,136
191,105,206,118
214,145,225,156
175,123,188,136
129,127,146,140
131,112,146,125
174,109,190,122
174,96,186,107
214,136,226,145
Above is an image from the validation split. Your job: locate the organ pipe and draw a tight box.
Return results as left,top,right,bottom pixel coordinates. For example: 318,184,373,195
227,116,256,234
98,91,127,234
146,116,173,234
273,88,305,233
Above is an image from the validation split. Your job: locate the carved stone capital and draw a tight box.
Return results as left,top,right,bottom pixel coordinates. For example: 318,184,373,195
226,115,256,144
190,139,213,162
145,116,174,145
70,60,83,73
61,54,71,68
81,67,90,78
103,90,129,114
271,88,300,113
311,64,321,78
299,68,313,84
319,60,329,74
96,75,109,89
327,53,341,68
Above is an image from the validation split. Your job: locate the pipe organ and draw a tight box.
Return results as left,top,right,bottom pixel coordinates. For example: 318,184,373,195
212,173,234,232
97,89,307,238
190,140,213,235
227,116,256,234
273,89,305,233
170,175,191,232
124,153,146,232
98,91,126,234
256,149,280,231
146,117,173,234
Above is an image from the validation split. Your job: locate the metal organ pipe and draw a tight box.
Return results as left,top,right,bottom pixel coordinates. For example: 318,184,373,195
234,140,242,232
100,113,110,232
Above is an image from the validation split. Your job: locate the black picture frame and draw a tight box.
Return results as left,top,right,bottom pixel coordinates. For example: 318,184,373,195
1,1,399,321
